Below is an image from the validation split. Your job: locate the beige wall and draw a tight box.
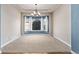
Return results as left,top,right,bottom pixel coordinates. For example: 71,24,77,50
0,5,1,50
1,5,21,47
52,5,71,46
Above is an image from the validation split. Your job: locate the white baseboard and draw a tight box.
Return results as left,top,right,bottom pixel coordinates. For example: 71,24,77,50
1,39,16,48
53,34,77,54
53,34,71,47
71,50,76,54
1,36,20,48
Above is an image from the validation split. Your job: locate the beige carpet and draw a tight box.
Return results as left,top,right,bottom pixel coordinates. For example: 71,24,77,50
2,34,71,54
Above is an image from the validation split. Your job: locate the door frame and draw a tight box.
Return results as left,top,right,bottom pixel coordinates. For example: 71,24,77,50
21,13,51,35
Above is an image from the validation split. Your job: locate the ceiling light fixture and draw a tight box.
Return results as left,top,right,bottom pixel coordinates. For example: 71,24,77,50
31,4,41,16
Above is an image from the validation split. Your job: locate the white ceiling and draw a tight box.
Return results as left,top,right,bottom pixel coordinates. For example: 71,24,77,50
13,4,61,13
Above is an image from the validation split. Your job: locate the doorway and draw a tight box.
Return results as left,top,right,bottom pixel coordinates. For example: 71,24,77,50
24,16,49,34
32,20,41,30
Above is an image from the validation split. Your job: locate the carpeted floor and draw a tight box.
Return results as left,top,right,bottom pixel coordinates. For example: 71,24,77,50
2,34,71,54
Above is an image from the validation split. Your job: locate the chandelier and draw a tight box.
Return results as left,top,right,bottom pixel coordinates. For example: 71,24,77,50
31,4,40,16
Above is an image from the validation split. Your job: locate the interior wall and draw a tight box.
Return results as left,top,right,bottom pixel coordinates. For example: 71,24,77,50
0,4,1,50
52,4,71,46
71,4,79,53
49,13,53,35
1,4,21,47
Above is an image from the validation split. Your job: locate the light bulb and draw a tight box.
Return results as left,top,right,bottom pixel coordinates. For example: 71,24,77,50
33,11,36,14
31,13,34,16
38,11,40,15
